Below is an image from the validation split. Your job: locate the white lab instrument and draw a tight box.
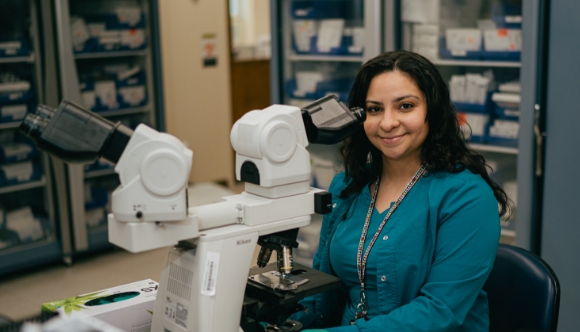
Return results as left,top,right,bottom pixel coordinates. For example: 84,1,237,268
20,95,364,332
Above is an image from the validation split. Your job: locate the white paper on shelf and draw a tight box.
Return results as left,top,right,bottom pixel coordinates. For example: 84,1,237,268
492,92,521,109
413,34,438,47
1,104,27,119
292,20,317,52
460,113,489,137
446,29,482,51
99,30,122,44
117,65,142,81
489,120,519,139
1,161,33,182
81,91,96,110
87,23,106,37
498,81,521,93
1,143,32,160
86,207,106,228
350,27,365,48
120,29,145,49
465,74,491,105
483,29,522,51
413,24,439,36
402,0,438,24
118,85,146,106
295,71,325,93
70,16,91,48
412,45,438,61
95,80,118,109
0,81,30,93
317,19,345,53
0,41,22,50
115,7,143,26
449,75,466,102
6,207,44,242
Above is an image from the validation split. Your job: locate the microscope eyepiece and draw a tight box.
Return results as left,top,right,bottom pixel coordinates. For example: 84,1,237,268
301,94,366,144
35,104,56,119
20,113,50,141
19,100,133,164
350,106,366,122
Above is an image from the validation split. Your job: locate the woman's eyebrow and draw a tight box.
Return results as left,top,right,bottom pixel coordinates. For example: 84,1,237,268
393,94,421,103
365,100,383,105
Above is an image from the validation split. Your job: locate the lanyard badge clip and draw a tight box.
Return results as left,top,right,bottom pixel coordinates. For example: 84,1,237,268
350,289,368,324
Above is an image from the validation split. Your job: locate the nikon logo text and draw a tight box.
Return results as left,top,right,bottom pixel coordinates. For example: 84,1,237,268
237,239,252,246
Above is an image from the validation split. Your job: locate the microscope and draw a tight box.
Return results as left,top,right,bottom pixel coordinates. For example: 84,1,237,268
19,95,365,332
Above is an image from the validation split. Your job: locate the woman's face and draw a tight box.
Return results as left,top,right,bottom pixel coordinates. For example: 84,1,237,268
364,70,429,166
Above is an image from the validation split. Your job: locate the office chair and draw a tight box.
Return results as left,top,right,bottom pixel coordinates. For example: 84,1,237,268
483,244,560,332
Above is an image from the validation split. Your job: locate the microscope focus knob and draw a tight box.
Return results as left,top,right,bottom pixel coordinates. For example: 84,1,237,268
260,119,297,163
140,149,189,196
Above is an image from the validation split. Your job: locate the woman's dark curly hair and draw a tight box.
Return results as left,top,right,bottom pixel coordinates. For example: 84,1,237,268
340,50,511,218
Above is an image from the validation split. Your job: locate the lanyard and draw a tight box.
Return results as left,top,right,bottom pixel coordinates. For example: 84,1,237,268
353,164,426,323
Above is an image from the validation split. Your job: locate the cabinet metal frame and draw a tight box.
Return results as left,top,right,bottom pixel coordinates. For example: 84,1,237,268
52,0,163,255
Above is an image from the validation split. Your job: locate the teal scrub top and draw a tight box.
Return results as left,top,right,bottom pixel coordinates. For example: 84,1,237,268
291,169,501,332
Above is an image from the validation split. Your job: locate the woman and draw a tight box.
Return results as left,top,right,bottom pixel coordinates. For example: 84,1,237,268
294,50,511,332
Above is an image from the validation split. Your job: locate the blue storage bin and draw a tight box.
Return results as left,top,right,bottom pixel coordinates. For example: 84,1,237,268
481,49,520,61
0,103,30,123
0,39,30,58
486,136,517,148
0,161,41,187
285,78,352,101
0,227,20,249
453,91,494,114
85,12,146,29
487,118,519,147
439,37,520,62
491,3,522,29
458,112,490,144
291,0,363,20
0,142,38,164
73,37,99,54
86,206,107,228
84,158,115,172
117,86,148,109
438,37,481,60
96,37,147,53
293,35,363,56
15,214,52,245
494,105,519,121
0,88,34,105
116,69,146,88
85,186,109,210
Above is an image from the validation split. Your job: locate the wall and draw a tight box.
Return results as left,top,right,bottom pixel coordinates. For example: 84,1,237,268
158,0,234,185
541,1,580,331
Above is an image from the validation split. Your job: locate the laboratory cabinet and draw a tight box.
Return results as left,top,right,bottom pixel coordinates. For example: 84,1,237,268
270,0,547,266
269,0,383,266
52,0,165,262
0,0,61,276
385,0,545,251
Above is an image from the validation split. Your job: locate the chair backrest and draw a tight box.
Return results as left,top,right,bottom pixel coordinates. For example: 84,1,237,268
483,244,560,332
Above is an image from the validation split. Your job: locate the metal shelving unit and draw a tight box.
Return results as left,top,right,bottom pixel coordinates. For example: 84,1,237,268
0,0,61,277
384,0,543,250
52,0,165,258
431,58,521,68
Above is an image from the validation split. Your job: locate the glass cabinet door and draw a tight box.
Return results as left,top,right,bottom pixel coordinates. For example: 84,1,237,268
275,0,381,108
0,0,61,276
395,0,542,248
270,0,382,266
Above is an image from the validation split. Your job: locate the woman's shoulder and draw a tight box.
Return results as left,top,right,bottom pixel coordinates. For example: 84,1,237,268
327,171,350,196
425,168,492,194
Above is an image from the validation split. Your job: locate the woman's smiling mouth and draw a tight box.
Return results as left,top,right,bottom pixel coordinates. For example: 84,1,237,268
381,134,406,144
